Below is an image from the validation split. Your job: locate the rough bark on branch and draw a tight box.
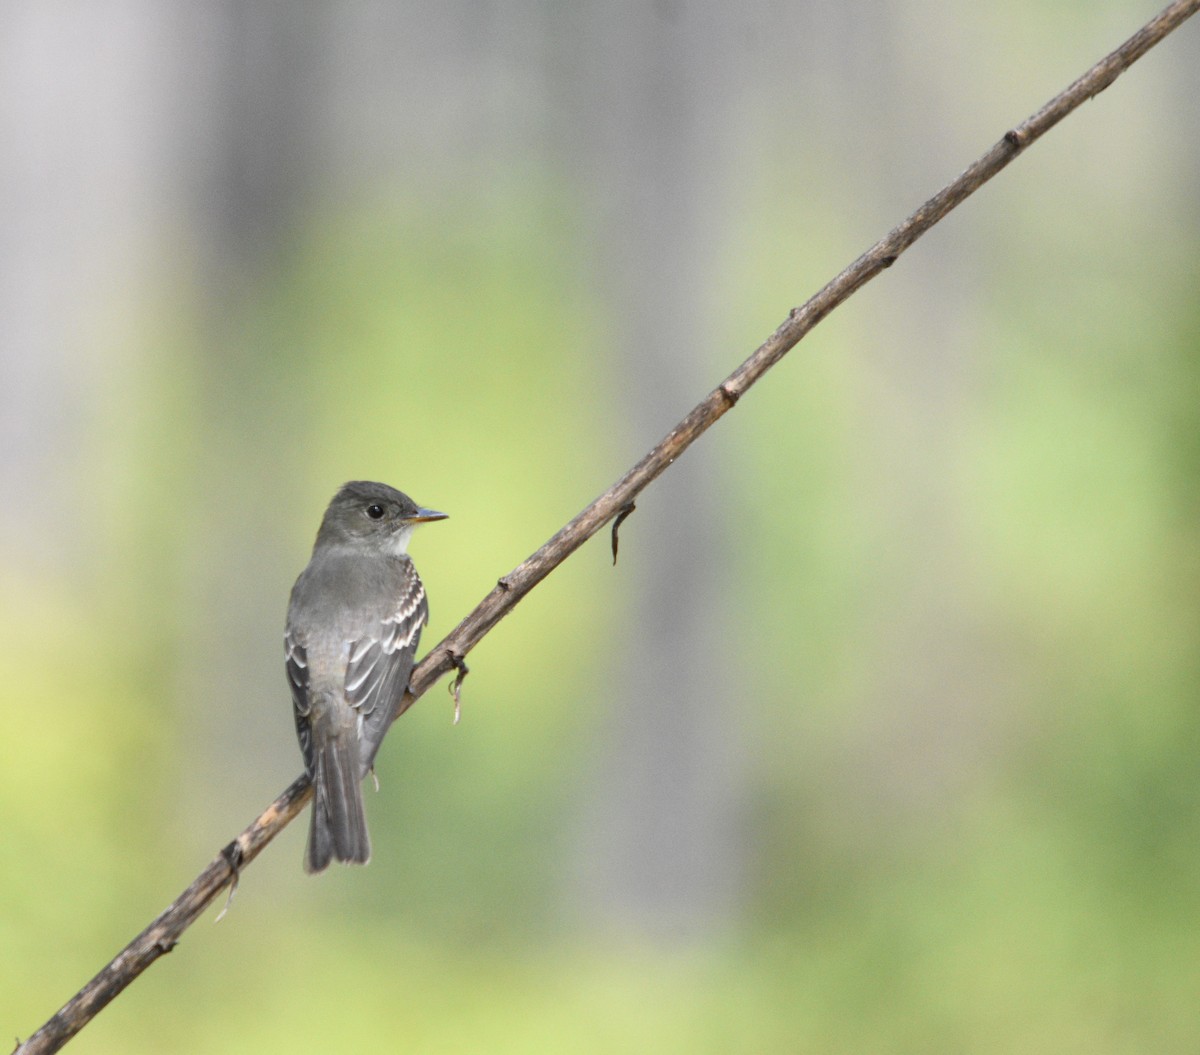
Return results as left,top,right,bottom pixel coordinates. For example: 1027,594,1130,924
15,2,1199,1051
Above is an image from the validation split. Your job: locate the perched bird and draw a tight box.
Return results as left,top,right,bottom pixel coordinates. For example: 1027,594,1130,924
285,481,447,873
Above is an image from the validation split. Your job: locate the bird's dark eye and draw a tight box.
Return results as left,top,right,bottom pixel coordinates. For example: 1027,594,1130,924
366,504,386,520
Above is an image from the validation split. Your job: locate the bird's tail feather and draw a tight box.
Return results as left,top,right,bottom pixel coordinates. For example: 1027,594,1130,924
305,734,370,873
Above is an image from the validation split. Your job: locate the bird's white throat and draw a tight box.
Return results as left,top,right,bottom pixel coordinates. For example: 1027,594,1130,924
384,523,415,556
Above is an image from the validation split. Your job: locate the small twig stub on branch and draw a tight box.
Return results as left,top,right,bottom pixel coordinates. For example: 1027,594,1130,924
448,653,469,724
611,503,636,564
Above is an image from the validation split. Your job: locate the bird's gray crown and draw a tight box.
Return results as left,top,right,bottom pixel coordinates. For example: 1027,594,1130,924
313,480,437,551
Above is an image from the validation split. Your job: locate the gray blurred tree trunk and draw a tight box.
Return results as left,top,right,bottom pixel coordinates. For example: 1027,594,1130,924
166,4,331,837
560,0,750,941
0,2,173,569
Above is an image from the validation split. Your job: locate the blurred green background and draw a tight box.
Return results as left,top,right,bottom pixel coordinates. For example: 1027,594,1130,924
3,2,1200,1052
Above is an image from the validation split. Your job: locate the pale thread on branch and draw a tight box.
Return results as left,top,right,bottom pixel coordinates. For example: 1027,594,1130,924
14,2,1200,1052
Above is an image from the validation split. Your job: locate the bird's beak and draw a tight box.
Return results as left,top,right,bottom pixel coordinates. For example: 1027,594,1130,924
410,507,449,523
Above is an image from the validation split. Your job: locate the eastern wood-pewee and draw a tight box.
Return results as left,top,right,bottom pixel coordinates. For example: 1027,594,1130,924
285,481,447,873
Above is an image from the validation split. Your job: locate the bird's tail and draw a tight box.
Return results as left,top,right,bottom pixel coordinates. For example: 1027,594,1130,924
305,732,370,873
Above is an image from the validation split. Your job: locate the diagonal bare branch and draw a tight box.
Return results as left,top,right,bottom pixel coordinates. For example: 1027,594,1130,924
15,2,1199,1051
